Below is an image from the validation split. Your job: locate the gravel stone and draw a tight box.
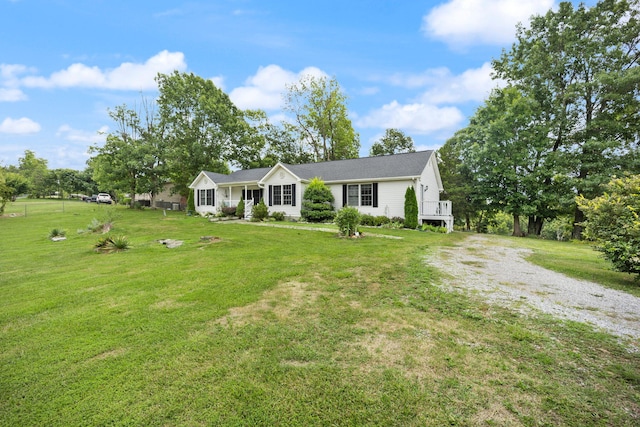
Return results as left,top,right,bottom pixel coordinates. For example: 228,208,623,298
427,234,640,351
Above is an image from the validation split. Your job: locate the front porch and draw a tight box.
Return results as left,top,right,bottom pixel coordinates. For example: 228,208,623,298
420,200,454,232
220,198,254,220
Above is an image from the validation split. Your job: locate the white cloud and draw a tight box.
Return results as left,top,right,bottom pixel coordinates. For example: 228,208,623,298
209,76,225,91
1,64,33,80
0,64,34,101
0,117,41,134
386,67,450,89
357,101,464,135
359,86,380,96
56,125,108,144
419,62,504,104
422,0,555,46
0,88,27,102
384,63,504,105
20,50,187,91
229,64,326,110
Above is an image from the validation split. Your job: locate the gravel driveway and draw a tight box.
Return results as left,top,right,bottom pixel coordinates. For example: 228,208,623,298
427,234,640,350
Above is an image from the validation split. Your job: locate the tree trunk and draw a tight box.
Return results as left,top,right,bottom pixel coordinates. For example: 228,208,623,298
528,216,543,236
512,214,525,237
534,217,543,235
572,206,584,240
465,213,471,231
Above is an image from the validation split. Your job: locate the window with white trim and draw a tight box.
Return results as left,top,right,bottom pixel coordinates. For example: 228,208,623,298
343,183,378,207
269,184,296,206
198,189,214,206
347,185,359,206
282,184,292,205
273,185,282,205
360,184,373,206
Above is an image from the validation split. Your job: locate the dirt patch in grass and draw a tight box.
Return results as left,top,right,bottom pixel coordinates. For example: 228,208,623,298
215,280,322,327
88,347,127,362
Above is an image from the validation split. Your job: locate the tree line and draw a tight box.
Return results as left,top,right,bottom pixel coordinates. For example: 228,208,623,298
88,72,415,207
1,71,415,211
440,0,640,241
0,150,99,213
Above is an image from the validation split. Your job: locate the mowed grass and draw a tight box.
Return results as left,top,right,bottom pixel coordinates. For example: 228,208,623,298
1,201,639,426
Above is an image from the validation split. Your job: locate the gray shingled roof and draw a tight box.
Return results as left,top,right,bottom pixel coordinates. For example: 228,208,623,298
202,151,433,185
285,150,433,182
203,167,272,184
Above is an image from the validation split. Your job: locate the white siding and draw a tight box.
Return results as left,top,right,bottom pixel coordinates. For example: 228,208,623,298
262,166,302,218
417,156,441,208
327,179,415,219
192,175,218,215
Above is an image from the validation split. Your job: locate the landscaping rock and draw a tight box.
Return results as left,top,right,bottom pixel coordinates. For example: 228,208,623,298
158,239,183,249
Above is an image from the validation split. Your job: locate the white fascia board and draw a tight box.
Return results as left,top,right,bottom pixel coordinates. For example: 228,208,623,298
188,171,209,189
322,176,420,185
258,163,301,184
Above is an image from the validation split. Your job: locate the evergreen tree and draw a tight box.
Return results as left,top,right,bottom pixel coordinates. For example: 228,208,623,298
404,186,418,229
301,177,335,222
235,197,245,218
187,189,195,214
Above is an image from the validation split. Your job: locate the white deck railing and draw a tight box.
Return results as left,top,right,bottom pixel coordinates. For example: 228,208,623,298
421,200,452,217
244,200,254,220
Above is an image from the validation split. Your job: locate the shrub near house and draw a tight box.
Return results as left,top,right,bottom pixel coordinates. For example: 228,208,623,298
301,177,335,222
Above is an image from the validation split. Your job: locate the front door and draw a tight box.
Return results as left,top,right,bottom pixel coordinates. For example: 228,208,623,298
243,189,263,206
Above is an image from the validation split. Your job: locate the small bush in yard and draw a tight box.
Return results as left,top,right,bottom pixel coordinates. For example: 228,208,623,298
383,221,404,229
79,218,112,234
251,198,269,222
49,228,66,239
235,198,245,218
577,174,640,276
271,211,286,221
360,214,391,227
375,215,391,226
421,224,448,233
221,206,237,217
334,206,361,237
94,235,130,253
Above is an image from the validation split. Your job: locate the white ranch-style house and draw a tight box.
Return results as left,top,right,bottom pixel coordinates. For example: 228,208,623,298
189,150,454,232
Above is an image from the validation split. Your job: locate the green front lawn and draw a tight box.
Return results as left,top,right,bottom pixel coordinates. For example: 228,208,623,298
1,202,638,426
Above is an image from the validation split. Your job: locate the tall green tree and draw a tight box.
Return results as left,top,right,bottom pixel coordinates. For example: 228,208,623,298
438,131,487,231
243,110,313,167
284,75,359,162
0,169,28,213
18,150,48,198
156,72,257,195
493,0,640,238
461,87,561,237
369,128,415,156
89,101,167,207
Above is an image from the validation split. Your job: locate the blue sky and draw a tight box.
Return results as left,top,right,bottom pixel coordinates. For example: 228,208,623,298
0,0,594,171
